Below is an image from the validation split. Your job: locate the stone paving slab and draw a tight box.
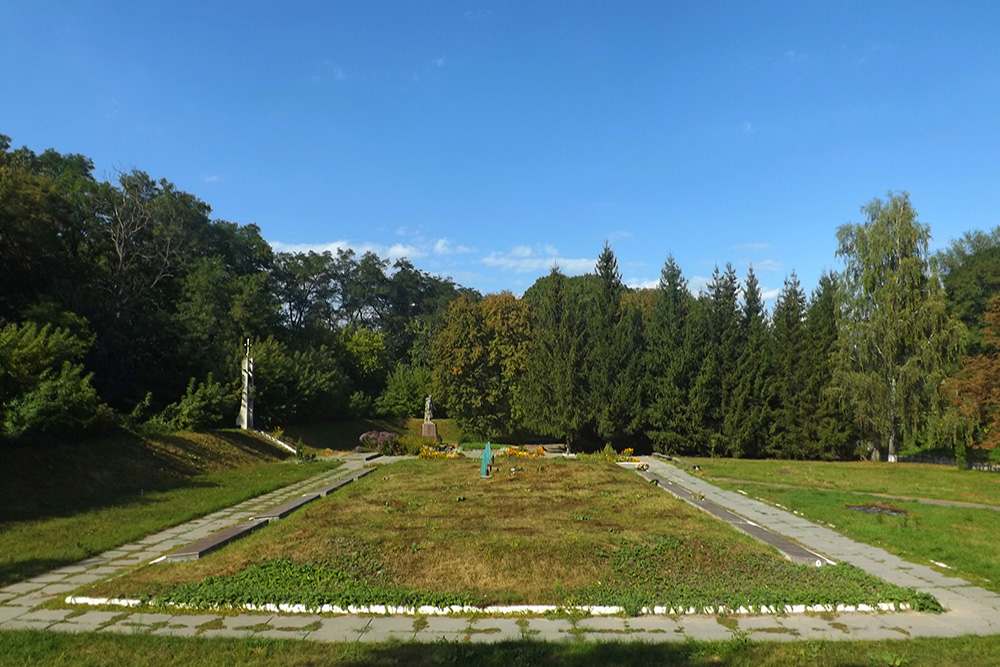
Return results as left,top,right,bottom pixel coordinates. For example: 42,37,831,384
0,607,26,623
526,618,575,641
674,617,736,641
1,618,57,630
163,614,225,627
577,616,629,633
19,608,74,622
62,573,107,586
421,616,471,633
2,581,44,594
254,492,321,521
40,583,79,595
120,612,173,626
468,617,523,640
66,610,123,625
308,617,368,642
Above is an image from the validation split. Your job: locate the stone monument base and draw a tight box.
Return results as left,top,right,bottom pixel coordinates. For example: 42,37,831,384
422,422,438,440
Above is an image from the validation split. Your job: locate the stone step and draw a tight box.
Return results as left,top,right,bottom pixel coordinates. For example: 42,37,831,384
163,520,269,562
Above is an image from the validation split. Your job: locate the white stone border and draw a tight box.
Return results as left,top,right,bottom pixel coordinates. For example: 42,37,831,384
255,430,296,454
65,596,911,616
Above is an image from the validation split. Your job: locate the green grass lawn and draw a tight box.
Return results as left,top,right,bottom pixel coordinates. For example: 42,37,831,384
686,457,1000,506
2,628,1000,666
686,457,1000,594
80,458,934,614
0,430,341,586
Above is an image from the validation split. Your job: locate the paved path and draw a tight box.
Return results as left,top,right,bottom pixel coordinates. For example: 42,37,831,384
2,455,1000,644
706,475,1000,512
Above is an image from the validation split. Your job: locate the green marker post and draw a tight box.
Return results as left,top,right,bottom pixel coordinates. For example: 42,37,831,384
481,441,491,478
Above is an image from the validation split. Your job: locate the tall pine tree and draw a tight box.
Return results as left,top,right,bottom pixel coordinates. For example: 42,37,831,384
520,268,589,446
645,256,696,452
724,267,773,458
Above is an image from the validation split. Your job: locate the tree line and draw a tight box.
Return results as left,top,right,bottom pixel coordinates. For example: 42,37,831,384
0,134,471,442
4,132,1000,462
433,196,1000,462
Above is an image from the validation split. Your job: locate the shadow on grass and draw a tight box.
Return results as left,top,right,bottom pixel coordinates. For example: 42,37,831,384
337,639,753,667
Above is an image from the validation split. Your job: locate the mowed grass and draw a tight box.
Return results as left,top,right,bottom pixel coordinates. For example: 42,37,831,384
687,457,1000,593
0,430,340,586
4,629,1000,667
687,457,1000,506
81,458,933,613
715,483,1000,594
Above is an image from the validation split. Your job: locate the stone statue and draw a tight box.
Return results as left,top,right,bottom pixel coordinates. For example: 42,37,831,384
421,395,438,440
423,395,434,423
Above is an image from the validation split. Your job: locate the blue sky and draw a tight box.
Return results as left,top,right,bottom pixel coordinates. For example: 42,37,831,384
4,2,1000,301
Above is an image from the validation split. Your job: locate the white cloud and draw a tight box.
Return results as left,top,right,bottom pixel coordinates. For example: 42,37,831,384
268,239,426,260
386,243,425,259
690,275,713,294
482,246,594,275
433,238,474,255
761,287,781,300
626,278,660,290
202,174,223,183
751,259,783,272
511,245,533,258
742,121,755,133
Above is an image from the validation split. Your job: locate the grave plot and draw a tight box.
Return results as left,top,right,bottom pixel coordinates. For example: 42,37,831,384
73,458,938,615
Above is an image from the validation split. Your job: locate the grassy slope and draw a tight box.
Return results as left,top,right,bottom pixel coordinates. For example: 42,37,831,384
282,418,463,451
0,429,340,586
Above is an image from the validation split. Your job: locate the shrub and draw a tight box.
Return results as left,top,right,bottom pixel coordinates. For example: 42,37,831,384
2,361,109,440
0,320,109,442
375,364,432,418
396,434,436,455
348,391,375,419
359,430,397,453
157,373,237,431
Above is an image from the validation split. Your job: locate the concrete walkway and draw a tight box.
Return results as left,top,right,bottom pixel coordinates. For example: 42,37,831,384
1,455,999,644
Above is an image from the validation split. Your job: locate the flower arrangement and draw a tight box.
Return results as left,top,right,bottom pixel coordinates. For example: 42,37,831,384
581,444,641,463
418,445,461,459
498,445,546,458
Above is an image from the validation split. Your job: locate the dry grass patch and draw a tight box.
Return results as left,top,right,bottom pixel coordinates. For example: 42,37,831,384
81,459,938,612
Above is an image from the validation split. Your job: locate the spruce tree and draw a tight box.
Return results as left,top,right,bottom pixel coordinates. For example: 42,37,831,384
768,273,809,458
803,272,858,459
689,264,741,455
520,268,588,446
724,267,773,458
645,256,695,452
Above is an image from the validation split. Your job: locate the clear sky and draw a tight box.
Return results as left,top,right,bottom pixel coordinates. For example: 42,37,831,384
4,2,1000,301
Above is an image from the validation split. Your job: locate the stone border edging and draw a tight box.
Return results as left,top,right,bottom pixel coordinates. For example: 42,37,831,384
63,595,912,617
